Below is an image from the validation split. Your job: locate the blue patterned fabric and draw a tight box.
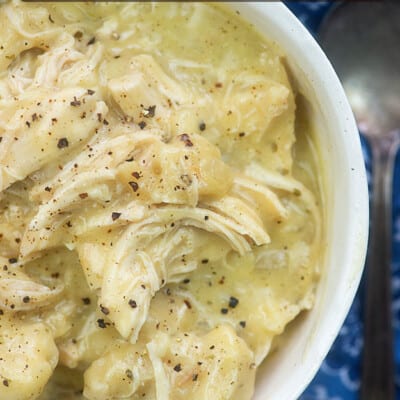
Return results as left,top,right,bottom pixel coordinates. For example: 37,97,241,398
284,2,399,399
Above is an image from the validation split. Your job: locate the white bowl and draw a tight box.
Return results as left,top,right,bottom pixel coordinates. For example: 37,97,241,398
229,2,369,399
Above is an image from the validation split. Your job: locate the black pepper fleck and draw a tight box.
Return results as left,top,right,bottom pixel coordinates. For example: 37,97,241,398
138,121,147,129
111,212,121,221
128,181,139,192
143,105,156,118
173,364,182,372
82,297,91,305
293,188,302,197
22,296,30,304
132,171,141,179
57,138,69,149
221,308,228,314
125,369,133,379
97,319,108,329
100,304,110,315
128,299,137,308
239,321,246,328
228,296,239,308
87,37,96,46
179,133,193,147
199,121,206,131
70,97,81,107
8,258,17,264
180,174,192,186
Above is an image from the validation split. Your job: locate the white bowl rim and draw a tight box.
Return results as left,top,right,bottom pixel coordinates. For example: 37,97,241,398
227,2,369,399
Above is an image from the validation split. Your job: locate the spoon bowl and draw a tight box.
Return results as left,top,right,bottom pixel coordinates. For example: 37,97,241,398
319,2,400,137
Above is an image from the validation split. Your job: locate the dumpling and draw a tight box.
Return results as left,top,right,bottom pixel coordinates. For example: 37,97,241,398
0,318,58,400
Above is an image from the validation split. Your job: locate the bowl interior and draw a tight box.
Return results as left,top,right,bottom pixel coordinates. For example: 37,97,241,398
228,3,369,399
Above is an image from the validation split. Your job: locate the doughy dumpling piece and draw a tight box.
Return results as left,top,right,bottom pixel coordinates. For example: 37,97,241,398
0,319,58,400
58,312,122,369
147,325,255,400
116,133,233,205
83,341,154,400
218,74,290,139
0,87,107,191
77,243,109,292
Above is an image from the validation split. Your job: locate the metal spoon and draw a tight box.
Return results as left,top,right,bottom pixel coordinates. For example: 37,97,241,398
318,2,400,399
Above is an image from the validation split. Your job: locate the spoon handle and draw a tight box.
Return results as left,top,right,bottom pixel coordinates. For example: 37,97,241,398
361,133,398,400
